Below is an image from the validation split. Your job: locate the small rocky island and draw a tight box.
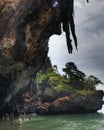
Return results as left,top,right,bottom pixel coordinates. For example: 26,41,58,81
32,62,104,115
0,0,103,116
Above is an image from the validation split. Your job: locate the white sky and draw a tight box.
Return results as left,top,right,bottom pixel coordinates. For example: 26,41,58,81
48,0,104,89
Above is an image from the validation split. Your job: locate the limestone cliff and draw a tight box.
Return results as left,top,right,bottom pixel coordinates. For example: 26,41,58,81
0,0,77,113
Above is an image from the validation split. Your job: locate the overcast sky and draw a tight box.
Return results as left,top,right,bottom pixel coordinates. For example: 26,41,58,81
48,0,104,88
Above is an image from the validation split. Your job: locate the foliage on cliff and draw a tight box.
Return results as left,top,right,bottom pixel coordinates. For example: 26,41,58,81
36,62,103,96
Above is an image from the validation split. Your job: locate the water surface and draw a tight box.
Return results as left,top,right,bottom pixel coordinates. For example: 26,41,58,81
0,112,104,130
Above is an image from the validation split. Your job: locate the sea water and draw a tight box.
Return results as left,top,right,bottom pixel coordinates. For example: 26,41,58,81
0,108,104,130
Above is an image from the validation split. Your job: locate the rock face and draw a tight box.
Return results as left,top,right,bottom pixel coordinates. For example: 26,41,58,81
36,90,104,115
0,0,78,113
0,0,62,112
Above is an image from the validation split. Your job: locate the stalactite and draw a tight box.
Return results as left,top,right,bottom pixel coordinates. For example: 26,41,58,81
59,0,77,53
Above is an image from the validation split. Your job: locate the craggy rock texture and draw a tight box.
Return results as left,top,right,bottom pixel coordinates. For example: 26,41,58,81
0,0,61,112
0,0,78,113
0,0,61,66
36,90,104,115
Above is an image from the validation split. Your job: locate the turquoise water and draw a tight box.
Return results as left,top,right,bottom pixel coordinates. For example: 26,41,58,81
0,112,104,130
